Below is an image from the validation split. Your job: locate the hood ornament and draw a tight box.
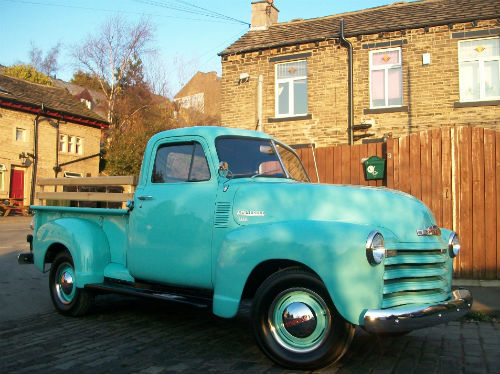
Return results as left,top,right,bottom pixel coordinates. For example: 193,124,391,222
417,225,441,236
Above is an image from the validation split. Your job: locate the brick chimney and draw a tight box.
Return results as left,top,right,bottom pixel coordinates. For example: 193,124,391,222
251,0,279,30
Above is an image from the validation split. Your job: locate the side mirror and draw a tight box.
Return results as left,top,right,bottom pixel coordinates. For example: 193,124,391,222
218,161,229,178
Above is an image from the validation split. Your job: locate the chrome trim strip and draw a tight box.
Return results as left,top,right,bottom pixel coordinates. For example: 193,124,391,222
363,289,472,333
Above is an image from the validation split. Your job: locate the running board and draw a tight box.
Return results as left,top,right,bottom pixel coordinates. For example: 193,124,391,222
85,281,212,309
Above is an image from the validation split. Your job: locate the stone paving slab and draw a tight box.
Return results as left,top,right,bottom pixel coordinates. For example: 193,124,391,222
1,296,499,374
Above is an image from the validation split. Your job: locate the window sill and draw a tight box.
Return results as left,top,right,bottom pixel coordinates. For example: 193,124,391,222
454,100,500,108
363,106,408,114
268,114,312,123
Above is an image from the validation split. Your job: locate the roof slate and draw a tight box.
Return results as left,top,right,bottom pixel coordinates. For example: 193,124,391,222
0,73,108,125
220,0,500,56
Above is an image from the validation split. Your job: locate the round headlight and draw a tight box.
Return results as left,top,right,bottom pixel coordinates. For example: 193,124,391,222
448,232,460,258
366,231,386,265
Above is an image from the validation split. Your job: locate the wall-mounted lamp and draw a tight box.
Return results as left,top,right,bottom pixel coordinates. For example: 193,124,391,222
238,73,250,84
19,152,35,167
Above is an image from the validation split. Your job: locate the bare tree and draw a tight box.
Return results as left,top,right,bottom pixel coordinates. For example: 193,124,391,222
28,42,62,77
29,42,43,71
143,51,171,98
41,43,62,77
72,16,154,123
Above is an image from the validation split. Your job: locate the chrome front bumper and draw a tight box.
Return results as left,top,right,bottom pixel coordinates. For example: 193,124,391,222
363,289,472,333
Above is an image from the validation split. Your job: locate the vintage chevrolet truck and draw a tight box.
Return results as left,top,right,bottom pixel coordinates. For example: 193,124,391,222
19,126,472,369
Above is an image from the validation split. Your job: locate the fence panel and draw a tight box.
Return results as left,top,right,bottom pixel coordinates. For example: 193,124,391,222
299,127,499,279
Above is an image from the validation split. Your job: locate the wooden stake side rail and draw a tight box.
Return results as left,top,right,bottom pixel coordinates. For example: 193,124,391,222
37,176,138,207
37,192,135,203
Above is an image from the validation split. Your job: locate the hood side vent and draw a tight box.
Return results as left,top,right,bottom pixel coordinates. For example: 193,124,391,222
214,202,232,228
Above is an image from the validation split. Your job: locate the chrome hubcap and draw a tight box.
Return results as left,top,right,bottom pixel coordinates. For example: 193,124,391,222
55,263,75,304
269,288,330,353
60,271,74,295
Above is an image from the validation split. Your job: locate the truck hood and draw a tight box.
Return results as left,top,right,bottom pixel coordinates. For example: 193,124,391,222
231,181,436,243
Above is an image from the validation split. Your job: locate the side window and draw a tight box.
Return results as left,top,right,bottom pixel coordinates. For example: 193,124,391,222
152,142,210,183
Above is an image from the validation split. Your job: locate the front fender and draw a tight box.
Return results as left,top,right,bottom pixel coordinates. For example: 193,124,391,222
213,221,385,325
33,218,111,287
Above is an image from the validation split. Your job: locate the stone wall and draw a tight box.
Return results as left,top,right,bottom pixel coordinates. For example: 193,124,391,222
0,107,102,205
221,19,500,147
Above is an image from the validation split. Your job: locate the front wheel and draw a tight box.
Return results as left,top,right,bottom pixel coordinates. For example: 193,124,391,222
49,251,94,316
252,269,354,370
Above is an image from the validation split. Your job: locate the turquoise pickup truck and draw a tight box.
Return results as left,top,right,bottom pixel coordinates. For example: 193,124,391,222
19,126,472,369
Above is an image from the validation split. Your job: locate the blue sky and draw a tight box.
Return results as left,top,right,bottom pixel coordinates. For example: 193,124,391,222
1,0,403,95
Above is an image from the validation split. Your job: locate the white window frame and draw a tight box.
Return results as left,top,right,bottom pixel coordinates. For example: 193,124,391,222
59,134,68,153
75,137,83,155
275,60,308,117
15,128,27,142
458,37,500,102
369,47,403,108
68,136,76,154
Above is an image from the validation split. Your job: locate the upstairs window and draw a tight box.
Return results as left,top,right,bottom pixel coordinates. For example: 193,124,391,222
59,134,83,155
275,60,308,117
370,48,403,108
152,142,210,183
15,128,27,142
459,38,500,102
59,134,68,152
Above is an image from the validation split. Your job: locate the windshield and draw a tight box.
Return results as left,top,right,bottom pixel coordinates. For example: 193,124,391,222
215,137,310,182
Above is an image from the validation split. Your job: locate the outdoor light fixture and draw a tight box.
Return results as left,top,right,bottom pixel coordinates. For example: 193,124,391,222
239,73,250,83
19,152,35,167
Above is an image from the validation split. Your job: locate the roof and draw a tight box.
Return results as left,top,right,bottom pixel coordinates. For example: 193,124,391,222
174,72,221,99
0,73,108,128
220,0,500,56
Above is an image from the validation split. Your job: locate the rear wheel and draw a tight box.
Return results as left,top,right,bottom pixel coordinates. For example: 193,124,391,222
49,251,94,316
252,269,354,370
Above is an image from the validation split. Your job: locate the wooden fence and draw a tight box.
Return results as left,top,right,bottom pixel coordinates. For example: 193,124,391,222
296,127,500,280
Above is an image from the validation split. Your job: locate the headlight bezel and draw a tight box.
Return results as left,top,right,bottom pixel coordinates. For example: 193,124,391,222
448,232,460,258
366,231,386,265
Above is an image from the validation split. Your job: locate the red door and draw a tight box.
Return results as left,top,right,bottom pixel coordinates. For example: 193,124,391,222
10,169,24,200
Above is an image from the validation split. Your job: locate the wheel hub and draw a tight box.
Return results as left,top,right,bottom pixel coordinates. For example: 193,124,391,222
282,302,317,338
269,288,330,353
60,271,74,295
55,264,76,304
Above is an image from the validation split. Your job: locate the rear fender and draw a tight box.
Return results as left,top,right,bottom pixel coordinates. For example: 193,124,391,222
33,218,111,287
212,221,385,325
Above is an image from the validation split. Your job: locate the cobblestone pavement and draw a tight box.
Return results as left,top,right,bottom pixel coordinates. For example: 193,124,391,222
1,295,499,374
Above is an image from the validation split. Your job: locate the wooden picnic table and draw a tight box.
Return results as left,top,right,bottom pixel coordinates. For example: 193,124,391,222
0,198,30,216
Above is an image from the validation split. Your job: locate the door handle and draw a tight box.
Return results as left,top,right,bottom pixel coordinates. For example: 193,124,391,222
137,195,153,201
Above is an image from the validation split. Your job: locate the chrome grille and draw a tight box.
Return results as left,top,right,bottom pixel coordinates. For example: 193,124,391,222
382,247,451,309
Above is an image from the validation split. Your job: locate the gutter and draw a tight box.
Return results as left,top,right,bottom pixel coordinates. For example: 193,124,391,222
339,19,354,146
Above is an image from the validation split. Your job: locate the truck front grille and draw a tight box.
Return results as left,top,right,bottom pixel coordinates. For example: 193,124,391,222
382,247,451,309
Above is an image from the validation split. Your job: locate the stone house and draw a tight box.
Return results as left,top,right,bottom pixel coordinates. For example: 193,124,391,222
0,73,108,206
219,0,500,147
174,71,221,126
